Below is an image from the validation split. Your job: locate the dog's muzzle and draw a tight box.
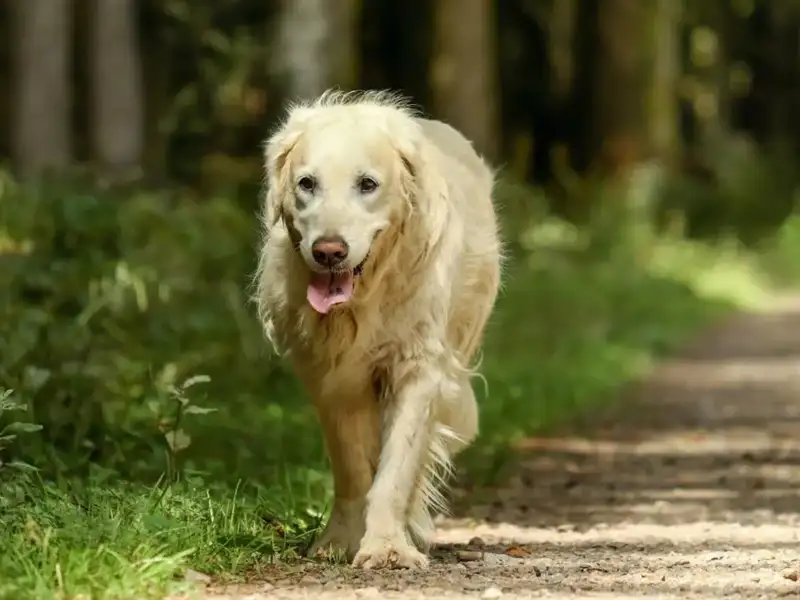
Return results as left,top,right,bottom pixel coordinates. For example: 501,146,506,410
287,220,371,277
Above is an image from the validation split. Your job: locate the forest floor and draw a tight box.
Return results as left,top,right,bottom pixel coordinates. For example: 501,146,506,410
201,294,800,600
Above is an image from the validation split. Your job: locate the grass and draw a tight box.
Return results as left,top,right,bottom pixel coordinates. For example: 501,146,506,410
0,475,325,600
1,169,799,599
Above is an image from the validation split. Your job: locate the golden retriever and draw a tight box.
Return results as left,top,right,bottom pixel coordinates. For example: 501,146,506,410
255,90,502,569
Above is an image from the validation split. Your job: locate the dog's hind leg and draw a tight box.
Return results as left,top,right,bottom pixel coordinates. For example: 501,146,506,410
309,379,381,561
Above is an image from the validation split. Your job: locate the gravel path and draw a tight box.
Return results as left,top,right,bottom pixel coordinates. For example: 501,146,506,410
204,296,800,599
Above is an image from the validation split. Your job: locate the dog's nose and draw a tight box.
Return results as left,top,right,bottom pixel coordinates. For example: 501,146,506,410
311,236,349,267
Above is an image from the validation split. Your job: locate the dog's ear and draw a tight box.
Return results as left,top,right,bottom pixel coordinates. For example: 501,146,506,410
394,131,451,257
262,108,311,229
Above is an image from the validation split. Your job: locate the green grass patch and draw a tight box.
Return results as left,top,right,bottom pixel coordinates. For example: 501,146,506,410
1,170,799,598
0,474,326,600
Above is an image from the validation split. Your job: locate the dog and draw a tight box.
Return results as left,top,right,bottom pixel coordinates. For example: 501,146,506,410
255,90,502,569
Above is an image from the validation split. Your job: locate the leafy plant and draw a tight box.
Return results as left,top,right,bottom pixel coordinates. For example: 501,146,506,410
0,388,42,472
151,372,218,480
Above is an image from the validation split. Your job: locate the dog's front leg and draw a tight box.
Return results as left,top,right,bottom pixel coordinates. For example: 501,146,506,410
309,383,381,561
352,362,443,570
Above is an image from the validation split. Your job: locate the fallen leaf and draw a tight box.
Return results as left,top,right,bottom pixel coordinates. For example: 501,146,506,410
504,546,531,558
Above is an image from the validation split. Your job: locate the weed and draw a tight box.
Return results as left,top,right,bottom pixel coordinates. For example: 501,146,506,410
0,388,43,474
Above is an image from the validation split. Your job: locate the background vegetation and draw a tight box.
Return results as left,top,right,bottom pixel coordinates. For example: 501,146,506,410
2,1,800,598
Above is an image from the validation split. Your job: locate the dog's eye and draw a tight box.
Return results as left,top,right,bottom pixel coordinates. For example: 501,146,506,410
297,176,317,194
358,176,379,195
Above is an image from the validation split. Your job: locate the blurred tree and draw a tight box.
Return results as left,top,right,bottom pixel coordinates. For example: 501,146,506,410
0,2,10,159
495,0,563,181
542,0,578,180
750,1,800,152
684,1,735,161
11,0,73,177
139,0,172,183
430,0,499,161
90,0,144,179
272,0,359,102
586,0,652,175
546,0,577,105
649,0,682,163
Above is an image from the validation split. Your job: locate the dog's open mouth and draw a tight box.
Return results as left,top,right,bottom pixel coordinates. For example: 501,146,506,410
307,270,355,314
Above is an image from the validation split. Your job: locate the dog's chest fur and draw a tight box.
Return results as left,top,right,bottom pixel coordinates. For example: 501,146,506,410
283,282,430,398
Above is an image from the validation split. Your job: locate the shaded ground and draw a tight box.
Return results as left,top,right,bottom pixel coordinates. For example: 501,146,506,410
202,296,800,599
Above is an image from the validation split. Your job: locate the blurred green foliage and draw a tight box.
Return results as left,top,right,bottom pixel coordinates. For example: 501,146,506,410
0,170,314,482
1,167,799,598
1,167,794,486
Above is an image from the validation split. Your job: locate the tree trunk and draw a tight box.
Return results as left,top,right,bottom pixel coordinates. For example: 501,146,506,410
685,2,736,163
761,2,800,151
141,22,170,184
12,0,72,177
546,0,577,104
588,0,651,176
430,0,499,162
272,0,359,103
328,0,360,93
91,0,144,179
649,0,682,164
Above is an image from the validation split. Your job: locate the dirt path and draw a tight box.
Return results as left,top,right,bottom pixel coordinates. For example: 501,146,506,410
207,296,800,599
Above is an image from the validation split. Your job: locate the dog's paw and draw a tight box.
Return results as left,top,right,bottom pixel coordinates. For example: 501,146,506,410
308,537,352,563
352,537,429,570
308,514,364,562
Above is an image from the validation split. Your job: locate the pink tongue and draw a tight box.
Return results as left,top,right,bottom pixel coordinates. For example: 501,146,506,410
307,271,355,314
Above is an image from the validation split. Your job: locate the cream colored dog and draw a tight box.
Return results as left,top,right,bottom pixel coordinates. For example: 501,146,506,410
255,90,502,570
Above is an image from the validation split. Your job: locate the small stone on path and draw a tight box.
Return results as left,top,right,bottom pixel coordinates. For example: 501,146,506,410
184,568,212,584
456,550,483,562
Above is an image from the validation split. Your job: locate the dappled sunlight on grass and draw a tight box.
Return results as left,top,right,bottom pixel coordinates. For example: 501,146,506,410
645,236,774,309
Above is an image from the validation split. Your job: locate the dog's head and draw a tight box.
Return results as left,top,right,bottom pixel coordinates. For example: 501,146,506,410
262,92,446,314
